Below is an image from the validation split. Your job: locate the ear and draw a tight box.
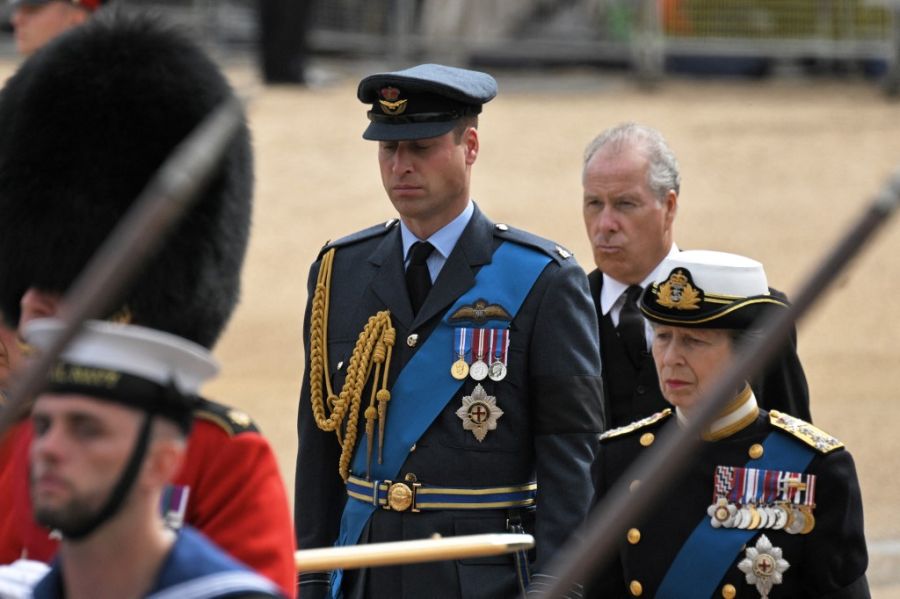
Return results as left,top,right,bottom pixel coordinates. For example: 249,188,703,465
463,127,479,165
140,434,185,490
663,189,678,229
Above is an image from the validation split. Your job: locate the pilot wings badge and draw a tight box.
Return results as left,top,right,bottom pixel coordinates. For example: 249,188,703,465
449,299,512,325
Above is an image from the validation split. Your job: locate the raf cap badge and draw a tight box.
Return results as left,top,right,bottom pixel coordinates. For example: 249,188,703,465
378,87,407,115
456,384,503,441
655,268,702,310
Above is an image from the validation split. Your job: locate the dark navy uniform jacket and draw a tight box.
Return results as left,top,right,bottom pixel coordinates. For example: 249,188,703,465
587,270,811,428
33,526,283,598
295,205,605,598
586,409,869,599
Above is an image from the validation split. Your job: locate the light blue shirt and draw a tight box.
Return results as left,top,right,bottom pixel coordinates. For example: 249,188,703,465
400,200,475,283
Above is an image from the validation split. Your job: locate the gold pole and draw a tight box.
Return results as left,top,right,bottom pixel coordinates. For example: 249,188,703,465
295,533,534,572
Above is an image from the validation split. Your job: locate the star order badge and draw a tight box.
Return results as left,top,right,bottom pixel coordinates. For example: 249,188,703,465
737,534,790,598
456,383,503,442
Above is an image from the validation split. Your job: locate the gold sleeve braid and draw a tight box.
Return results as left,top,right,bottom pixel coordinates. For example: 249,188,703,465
308,248,396,482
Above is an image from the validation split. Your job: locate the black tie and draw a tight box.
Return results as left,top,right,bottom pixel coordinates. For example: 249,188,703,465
617,285,646,365
406,241,434,315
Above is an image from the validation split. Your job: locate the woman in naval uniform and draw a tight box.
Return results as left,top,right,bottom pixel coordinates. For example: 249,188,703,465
587,250,869,599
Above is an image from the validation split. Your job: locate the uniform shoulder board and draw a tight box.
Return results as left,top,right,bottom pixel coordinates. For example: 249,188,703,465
492,223,573,264
317,219,399,258
599,408,673,442
194,398,260,437
769,410,844,454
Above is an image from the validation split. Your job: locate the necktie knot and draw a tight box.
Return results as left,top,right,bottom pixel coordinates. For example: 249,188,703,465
408,241,435,266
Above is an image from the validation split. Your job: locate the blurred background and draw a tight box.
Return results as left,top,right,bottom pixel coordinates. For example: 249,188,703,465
2,0,900,595
3,0,900,87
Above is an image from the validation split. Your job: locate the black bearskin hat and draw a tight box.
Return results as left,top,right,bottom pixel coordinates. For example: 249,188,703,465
0,10,252,349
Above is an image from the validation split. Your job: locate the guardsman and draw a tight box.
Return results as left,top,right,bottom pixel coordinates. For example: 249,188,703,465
587,250,869,598
9,0,109,56
582,122,810,429
295,64,605,599
26,319,284,599
0,12,296,596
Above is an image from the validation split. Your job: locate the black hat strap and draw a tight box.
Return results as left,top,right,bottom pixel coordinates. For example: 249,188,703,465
60,413,154,540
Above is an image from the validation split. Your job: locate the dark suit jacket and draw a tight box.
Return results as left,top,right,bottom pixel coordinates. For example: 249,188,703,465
296,206,605,599
587,269,811,428
586,410,869,598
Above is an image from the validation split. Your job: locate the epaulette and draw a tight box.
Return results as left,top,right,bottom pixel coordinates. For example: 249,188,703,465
492,223,574,265
317,219,399,259
599,408,673,442
193,398,259,437
769,410,844,454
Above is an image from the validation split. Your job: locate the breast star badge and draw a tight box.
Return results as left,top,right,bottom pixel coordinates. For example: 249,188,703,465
737,534,790,598
456,383,503,442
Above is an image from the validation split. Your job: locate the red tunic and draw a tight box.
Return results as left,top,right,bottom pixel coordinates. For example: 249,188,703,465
0,401,296,598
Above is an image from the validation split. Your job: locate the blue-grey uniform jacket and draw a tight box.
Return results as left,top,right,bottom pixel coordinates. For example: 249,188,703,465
295,205,605,598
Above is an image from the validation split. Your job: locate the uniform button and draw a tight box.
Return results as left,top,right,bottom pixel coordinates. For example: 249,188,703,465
404,473,417,483
629,580,643,596
407,334,418,347
410,444,416,452
636,385,646,395
629,480,641,492
748,444,764,459
721,584,736,598
639,432,655,447
627,528,641,544
496,223,509,231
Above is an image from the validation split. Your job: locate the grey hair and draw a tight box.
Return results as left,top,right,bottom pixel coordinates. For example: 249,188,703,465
583,122,681,200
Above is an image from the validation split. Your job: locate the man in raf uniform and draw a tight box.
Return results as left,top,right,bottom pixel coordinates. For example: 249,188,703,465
581,122,810,428
295,64,605,599
0,13,296,596
586,250,868,598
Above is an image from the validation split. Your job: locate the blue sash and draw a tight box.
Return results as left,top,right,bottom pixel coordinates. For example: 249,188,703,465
331,241,551,597
655,431,816,599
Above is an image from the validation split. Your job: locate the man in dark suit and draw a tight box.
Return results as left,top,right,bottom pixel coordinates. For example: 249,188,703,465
582,122,810,429
295,64,605,599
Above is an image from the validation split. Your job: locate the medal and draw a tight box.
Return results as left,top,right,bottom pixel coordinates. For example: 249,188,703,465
450,328,471,380
470,360,488,381
488,328,509,381
771,503,789,530
451,359,469,380
799,506,816,535
455,384,504,441
488,361,507,381
737,534,790,598
470,328,488,381
707,497,737,529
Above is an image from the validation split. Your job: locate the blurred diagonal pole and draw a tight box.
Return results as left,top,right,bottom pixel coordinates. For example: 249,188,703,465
533,168,900,598
0,96,245,436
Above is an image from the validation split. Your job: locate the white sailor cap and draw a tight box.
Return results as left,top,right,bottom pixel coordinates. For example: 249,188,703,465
24,319,218,431
639,250,788,329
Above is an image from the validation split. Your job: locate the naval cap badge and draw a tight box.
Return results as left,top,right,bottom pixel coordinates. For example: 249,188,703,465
456,383,503,442
655,268,702,310
737,534,790,598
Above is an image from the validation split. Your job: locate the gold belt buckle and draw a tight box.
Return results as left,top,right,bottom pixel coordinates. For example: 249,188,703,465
383,478,420,512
